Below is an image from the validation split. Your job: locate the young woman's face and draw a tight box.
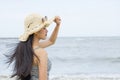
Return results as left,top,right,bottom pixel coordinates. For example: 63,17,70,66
35,27,48,40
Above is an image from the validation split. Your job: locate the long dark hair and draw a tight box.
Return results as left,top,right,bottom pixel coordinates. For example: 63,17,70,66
6,34,36,80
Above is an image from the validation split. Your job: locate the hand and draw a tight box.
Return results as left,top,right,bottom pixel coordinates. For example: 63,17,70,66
54,16,61,25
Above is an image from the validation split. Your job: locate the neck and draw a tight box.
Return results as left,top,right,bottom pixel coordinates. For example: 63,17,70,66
32,36,41,48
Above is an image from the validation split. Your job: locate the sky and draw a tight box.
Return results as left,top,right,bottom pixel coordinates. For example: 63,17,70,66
0,0,120,37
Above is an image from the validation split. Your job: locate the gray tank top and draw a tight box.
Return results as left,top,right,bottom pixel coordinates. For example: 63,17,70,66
31,58,52,80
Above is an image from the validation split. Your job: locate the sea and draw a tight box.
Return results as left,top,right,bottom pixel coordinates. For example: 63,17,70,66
0,37,120,80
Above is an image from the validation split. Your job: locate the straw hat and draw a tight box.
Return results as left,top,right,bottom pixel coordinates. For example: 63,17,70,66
19,13,55,42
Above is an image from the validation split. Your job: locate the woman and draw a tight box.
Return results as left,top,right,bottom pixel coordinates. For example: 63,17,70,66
7,13,61,80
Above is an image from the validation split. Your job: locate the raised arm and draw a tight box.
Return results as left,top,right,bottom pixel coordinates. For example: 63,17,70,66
39,16,61,48
49,19,61,44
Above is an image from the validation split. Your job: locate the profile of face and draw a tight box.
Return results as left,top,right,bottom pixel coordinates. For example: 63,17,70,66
34,27,48,40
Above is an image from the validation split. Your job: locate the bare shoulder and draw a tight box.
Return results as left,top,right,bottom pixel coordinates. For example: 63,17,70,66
34,48,48,59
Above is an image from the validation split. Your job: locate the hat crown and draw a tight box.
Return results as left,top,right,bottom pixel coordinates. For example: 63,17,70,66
24,14,43,31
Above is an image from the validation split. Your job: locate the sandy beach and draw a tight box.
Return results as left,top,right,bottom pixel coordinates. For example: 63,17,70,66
1,74,120,80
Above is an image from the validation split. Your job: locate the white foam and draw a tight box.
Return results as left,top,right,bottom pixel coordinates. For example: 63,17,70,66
50,74,120,80
1,74,120,80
